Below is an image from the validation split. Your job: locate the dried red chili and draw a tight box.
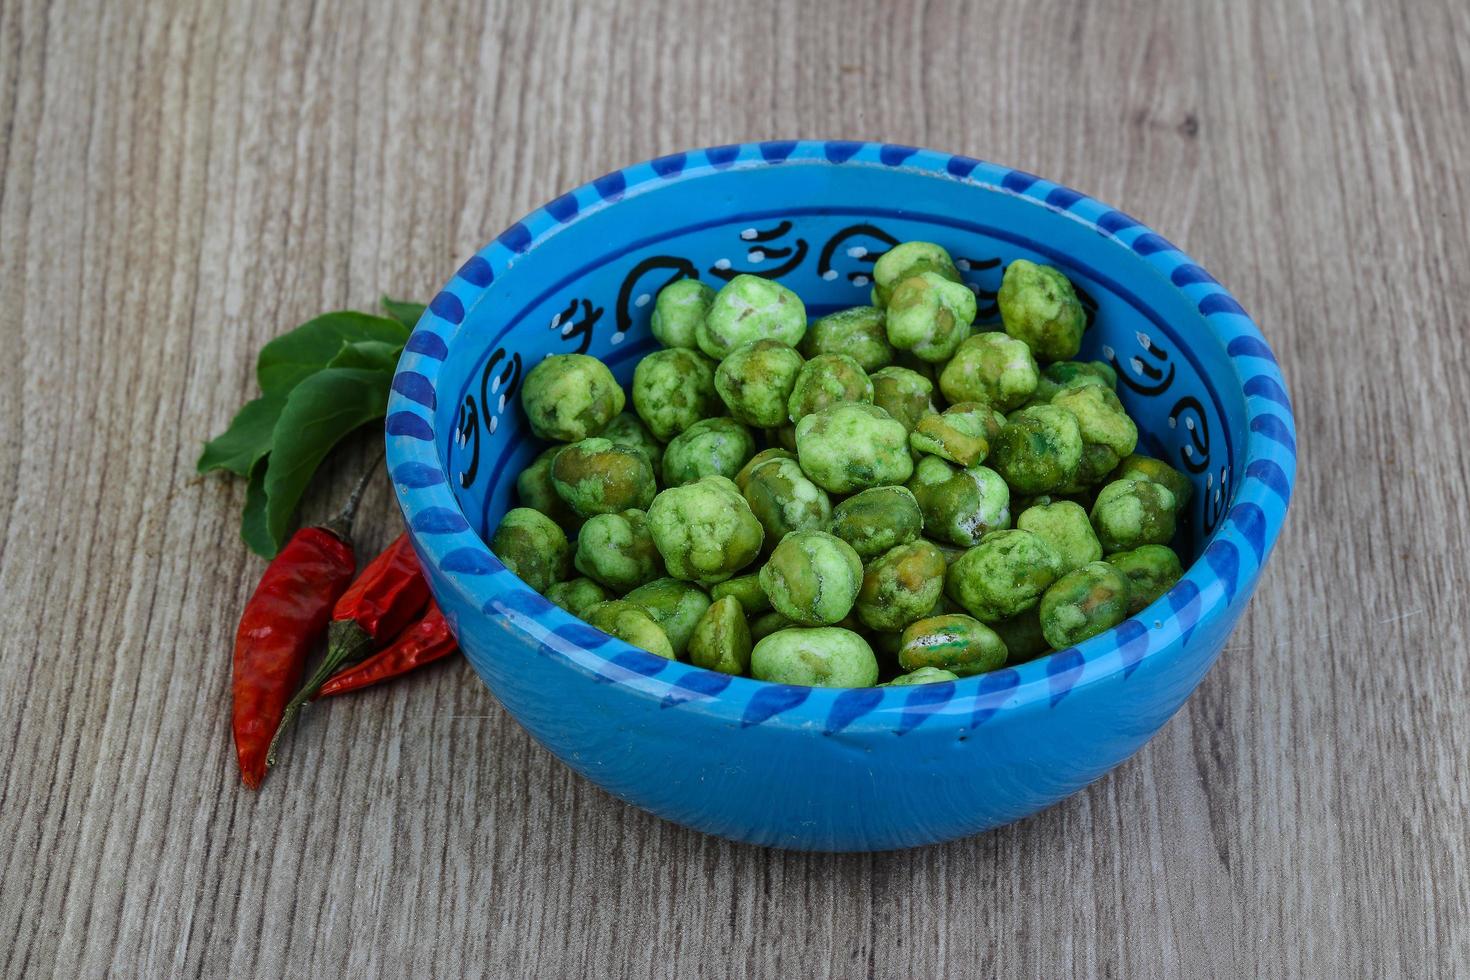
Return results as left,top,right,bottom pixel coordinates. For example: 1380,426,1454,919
232,465,376,789
316,602,456,697
267,531,430,764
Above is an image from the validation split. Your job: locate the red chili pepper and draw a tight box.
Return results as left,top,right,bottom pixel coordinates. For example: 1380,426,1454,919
266,531,430,765
232,464,377,789
316,602,456,697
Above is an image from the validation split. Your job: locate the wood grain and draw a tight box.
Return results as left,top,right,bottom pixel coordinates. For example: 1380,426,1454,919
1,0,1467,975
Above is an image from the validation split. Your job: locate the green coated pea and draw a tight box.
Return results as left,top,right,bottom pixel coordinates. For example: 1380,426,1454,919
741,456,832,545
801,306,894,372
734,447,797,491
794,403,914,494
787,353,874,423
897,614,1008,676
909,402,1004,467
907,456,1012,547
827,485,923,562
1108,453,1194,509
1038,561,1130,648
1053,384,1138,486
1106,544,1184,614
584,600,675,659
515,446,583,533
759,530,864,626
714,339,805,428
749,610,795,641
1044,360,1115,391
550,437,657,516
938,332,1040,410
750,627,878,687
650,278,716,349
989,607,1050,664
661,417,756,486
521,353,625,442
573,509,664,592
646,476,764,585
687,596,753,675
870,241,962,308
624,577,712,655
989,404,1083,494
489,507,571,592
545,577,610,618
631,347,719,441
708,572,772,614
599,411,664,472
869,366,936,432
698,274,807,359
945,528,1064,622
1015,501,1102,574
883,666,960,686
1090,479,1177,553
885,271,978,363
997,259,1087,362
854,540,948,631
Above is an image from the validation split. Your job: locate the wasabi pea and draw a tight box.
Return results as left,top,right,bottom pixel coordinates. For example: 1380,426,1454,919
1038,561,1130,648
632,347,718,441
1108,453,1193,509
490,507,570,592
795,403,913,494
515,446,582,533
759,530,864,626
907,456,1011,547
650,278,716,349
545,577,610,618
1044,359,1116,391
599,411,664,472
945,528,1064,622
989,404,1084,494
871,241,962,308
749,610,795,641
869,366,936,432
885,271,977,363
827,485,923,561
734,447,797,491
714,339,805,427
646,476,764,585
740,455,832,544
550,437,657,516
624,577,711,655
1090,479,1177,553
661,417,756,486
584,600,675,659
909,402,1004,467
573,509,664,592
687,596,753,675
750,627,878,687
709,572,772,615
854,540,948,632
1052,384,1138,486
997,259,1087,362
787,353,874,423
520,353,625,442
990,607,1050,664
1015,501,1102,574
801,306,894,372
698,274,807,358
1106,544,1184,614
883,665,960,686
939,332,1039,410
898,614,1008,676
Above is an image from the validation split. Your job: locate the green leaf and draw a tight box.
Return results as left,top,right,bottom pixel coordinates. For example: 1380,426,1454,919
256,311,408,395
197,393,286,476
262,366,393,551
326,339,403,373
381,296,426,328
241,462,275,557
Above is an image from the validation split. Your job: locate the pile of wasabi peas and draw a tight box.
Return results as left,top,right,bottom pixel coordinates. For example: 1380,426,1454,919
491,242,1190,688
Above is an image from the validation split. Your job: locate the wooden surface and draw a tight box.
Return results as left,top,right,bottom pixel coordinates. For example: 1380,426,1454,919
2,0,1467,976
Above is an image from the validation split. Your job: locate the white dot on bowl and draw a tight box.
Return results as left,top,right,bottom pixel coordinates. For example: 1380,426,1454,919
852,275,870,286
1184,445,1194,457
550,312,563,329
740,228,758,240
1185,417,1196,431
497,394,506,413
611,331,626,345
846,245,868,258
561,324,575,337
714,258,732,270
1168,417,1178,428
490,376,501,394
634,293,651,308
1206,473,1213,489
488,416,498,434
1102,345,1115,359
967,282,981,293
748,249,766,263
822,269,839,281
1130,357,1144,374
1136,330,1152,348
956,258,972,271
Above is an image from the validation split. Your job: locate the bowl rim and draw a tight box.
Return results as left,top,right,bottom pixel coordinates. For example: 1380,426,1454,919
385,140,1297,735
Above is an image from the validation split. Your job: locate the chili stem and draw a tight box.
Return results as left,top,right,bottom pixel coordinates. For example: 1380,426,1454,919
265,619,374,768
321,449,385,541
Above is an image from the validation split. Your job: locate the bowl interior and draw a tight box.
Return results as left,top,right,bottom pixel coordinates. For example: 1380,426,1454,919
430,157,1244,567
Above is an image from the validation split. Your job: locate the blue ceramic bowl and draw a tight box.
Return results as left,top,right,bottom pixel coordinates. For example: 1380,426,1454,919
385,142,1296,852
